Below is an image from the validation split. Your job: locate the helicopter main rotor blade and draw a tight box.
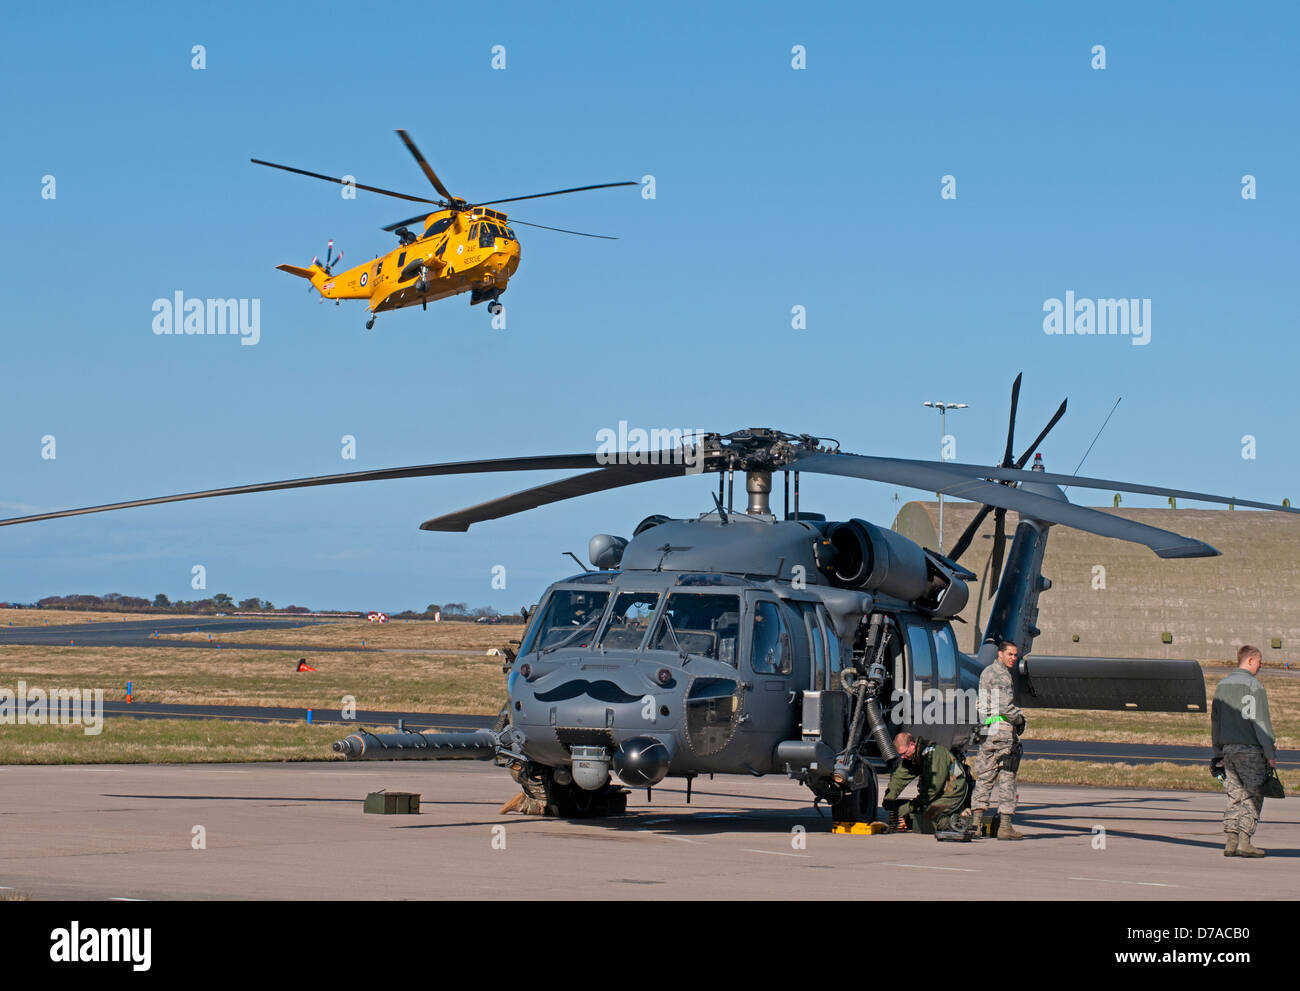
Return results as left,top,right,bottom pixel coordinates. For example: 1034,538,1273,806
382,212,436,233
507,218,620,240
470,181,638,209
420,462,690,532
394,129,458,204
0,455,611,529
975,463,1293,514
250,159,442,206
789,452,1221,558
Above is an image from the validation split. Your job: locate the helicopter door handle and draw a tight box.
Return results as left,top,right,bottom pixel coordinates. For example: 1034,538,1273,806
786,691,798,705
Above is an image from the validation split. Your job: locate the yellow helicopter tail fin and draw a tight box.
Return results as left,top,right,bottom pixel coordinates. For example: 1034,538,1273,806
276,262,339,298
276,263,319,280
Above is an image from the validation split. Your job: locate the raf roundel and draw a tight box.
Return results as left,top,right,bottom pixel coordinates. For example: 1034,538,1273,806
360,272,368,287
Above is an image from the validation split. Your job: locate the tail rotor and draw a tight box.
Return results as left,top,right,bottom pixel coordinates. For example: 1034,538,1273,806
314,239,343,276
947,374,1068,597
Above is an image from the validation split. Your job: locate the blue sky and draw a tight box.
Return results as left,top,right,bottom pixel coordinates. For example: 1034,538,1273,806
2,2,1297,611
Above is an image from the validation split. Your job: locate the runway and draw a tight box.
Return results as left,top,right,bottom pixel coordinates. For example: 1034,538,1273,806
0,761,1295,900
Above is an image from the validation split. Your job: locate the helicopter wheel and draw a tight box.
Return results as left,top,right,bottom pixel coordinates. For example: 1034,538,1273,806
365,317,375,331
487,301,503,316
415,279,427,293
830,770,879,825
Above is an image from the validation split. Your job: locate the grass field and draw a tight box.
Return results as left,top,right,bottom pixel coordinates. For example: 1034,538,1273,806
0,644,508,712
0,608,1293,792
1,607,208,627
154,617,521,650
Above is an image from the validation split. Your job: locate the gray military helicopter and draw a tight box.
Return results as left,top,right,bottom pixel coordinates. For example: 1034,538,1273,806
4,377,1294,823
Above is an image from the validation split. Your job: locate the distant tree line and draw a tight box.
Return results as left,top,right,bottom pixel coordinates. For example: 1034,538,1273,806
12,593,520,622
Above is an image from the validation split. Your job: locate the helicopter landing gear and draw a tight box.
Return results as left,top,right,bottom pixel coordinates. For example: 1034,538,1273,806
546,779,628,819
487,300,503,316
829,771,879,827
415,266,428,295
365,316,375,331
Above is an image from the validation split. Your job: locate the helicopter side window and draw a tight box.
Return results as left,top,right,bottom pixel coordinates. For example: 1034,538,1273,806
479,223,498,247
520,589,611,653
905,621,936,711
505,227,516,240
817,604,842,679
933,624,957,685
423,217,454,238
469,223,479,240
649,593,740,664
750,600,792,675
797,603,825,690
596,592,660,650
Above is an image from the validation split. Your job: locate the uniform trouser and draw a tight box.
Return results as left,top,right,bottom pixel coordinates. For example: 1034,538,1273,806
1222,744,1267,837
972,735,1017,815
899,787,969,832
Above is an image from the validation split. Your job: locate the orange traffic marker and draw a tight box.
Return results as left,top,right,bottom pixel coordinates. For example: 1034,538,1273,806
296,659,317,672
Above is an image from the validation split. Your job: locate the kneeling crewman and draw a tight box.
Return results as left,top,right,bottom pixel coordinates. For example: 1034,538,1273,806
882,731,974,840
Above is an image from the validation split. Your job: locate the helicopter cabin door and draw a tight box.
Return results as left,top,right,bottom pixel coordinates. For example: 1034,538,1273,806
740,597,801,765
794,601,846,751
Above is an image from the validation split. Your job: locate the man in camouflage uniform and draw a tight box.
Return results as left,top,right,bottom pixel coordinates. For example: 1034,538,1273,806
1212,644,1277,858
882,731,972,837
971,639,1027,840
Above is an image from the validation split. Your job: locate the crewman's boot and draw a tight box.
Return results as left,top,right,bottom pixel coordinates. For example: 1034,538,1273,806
971,808,985,838
996,813,1024,840
1223,832,1239,857
1235,831,1266,858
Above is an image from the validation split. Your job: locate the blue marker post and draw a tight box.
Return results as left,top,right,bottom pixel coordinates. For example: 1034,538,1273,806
307,709,313,725
126,681,133,704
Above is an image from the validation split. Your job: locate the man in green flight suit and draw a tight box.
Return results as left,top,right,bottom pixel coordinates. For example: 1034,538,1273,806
881,731,973,839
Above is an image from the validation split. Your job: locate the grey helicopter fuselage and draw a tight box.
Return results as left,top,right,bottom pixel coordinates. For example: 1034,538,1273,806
504,506,981,794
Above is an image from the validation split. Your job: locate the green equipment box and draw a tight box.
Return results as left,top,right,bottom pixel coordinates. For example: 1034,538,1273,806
363,790,420,815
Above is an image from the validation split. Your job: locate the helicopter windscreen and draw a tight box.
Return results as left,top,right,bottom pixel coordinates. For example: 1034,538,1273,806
596,592,660,650
521,589,611,653
649,593,740,664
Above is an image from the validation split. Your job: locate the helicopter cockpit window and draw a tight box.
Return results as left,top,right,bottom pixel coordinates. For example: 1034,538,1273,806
751,601,792,675
649,593,740,664
520,589,611,654
596,592,660,650
479,223,498,247
505,227,516,240
423,217,454,238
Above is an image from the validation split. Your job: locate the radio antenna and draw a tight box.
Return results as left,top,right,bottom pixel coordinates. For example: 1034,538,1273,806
1064,397,1122,491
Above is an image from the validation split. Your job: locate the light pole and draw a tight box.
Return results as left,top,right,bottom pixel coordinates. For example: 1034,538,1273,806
923,400,968,552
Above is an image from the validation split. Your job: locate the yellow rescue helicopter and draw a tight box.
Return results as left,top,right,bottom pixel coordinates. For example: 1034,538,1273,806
253,130,635,329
